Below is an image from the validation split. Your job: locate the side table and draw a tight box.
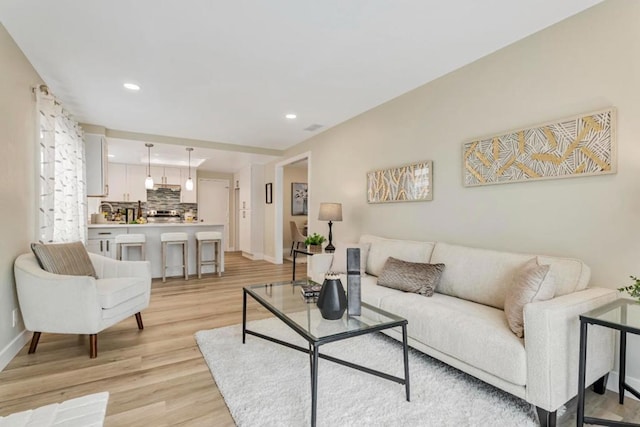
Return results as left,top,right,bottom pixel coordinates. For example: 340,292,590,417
292,248,333,281
577,299,640,427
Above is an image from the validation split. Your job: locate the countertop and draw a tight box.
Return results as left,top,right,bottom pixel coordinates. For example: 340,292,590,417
87,222,224,228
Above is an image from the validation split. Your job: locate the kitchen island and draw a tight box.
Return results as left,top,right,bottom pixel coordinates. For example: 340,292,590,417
87,222,225,279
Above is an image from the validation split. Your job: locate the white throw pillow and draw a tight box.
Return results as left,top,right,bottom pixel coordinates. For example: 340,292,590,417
330,242,371,274
504,258,556,338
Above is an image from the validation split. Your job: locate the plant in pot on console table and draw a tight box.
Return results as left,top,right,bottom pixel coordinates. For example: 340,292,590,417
304,233,326,254
618,276,640,301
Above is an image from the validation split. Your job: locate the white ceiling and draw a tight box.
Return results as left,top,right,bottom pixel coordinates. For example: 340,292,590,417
1,0,602,171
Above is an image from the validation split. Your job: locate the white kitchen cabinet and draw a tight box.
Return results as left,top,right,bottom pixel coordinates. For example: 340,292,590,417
180,168,197,203
150,166,182,186
126,165,148,202
150,166,164,185
107,163,128,201
238,209,252,253
104,163,148,202
86,228,127,259
237,166,251,210
164,167,181,185
235,164,264,259
85,134,108,197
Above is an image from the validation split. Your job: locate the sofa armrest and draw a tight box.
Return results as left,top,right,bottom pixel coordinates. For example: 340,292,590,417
309,253,334,283
14,254,103,333
524,287,617,411
89,253,151,280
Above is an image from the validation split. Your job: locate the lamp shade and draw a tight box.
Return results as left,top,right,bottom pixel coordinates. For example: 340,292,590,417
318,203,342,221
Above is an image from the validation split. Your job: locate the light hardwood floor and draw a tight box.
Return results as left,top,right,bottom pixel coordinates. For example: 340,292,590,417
1,252,638,426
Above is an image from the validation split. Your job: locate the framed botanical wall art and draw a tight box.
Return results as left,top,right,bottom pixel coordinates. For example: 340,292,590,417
367,161,433,203
463,108,616,187
291,182,308,215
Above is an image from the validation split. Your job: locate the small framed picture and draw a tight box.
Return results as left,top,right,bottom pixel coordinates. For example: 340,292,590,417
265,183,273,204
291,182,308,215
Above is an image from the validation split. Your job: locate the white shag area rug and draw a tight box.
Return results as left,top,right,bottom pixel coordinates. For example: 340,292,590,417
195,317,538,427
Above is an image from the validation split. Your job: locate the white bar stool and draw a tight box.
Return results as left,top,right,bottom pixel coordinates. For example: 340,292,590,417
115,234,146,261
196,231,223,278
161,232,189,282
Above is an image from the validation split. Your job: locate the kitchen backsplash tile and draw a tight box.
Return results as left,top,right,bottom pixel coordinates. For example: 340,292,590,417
101,188,197,218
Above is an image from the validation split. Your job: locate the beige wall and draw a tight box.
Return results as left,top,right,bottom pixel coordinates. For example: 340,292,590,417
282,166,308,253
0,24,42,364
264,1,640,375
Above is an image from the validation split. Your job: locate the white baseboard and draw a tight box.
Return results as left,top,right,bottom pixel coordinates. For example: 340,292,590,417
241,252,264,261
607,371,640,401
0,329,28,372
263,255,280,264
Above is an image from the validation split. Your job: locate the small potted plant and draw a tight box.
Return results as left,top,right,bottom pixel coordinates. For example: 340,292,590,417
618,276,640,301
304,233,326,253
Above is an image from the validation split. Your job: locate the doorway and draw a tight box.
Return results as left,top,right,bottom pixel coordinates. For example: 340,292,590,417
274,151,311,264
198,179,230,250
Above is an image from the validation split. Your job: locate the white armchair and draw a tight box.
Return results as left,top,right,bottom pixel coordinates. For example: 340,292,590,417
14,252,151,358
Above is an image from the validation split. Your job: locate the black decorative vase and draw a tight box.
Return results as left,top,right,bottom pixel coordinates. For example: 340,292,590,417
317,275,347,320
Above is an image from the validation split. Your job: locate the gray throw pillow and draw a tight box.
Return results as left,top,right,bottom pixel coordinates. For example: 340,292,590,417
31,241,97,278
504,258,555,338
377,257,445,296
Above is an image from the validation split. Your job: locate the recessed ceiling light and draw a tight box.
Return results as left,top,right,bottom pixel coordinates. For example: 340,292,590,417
107,154,115,158
123,83,140,91
285,113,297,119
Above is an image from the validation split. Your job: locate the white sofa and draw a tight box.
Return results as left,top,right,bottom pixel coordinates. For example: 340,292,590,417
310,235,617,426
14,252,151,358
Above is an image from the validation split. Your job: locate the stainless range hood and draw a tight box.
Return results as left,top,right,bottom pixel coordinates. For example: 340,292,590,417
152,184,181,191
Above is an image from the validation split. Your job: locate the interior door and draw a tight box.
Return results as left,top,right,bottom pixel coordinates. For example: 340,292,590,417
198,179,230,249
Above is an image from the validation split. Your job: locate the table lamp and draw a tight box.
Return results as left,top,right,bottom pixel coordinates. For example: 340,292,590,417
318,203,342,252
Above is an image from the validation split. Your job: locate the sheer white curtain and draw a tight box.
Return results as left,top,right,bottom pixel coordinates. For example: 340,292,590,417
36,87,87,243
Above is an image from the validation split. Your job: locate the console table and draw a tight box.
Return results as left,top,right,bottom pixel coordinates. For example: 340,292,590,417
577,299,640,427
292,247,333,281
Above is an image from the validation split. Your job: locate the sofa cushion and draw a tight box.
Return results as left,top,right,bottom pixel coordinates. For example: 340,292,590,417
430,242,590,309
377,257,444,296
537,255,590,296
96,277,149,309
359,234,435,277
330,242,371,274
379,291,527,386
430,242,531,309
504,259,556,338
31,241,97,278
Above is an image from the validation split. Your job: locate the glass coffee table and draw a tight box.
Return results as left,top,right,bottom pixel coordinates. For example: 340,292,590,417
577,299,640,427
242,280,410,427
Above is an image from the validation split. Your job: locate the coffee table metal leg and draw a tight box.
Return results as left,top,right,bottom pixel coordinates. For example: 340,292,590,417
577,320,588,427
402,323,410,401
242,290,247,344
293,251,297,281
311,344,318,427
620,330,627,404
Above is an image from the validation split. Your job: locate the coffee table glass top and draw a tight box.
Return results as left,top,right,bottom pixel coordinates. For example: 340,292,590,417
580,299,640,333
244,280,406,342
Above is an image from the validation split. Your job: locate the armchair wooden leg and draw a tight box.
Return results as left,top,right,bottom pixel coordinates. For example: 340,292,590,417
89,334,97,358
28,332,41,354
135,312,144,330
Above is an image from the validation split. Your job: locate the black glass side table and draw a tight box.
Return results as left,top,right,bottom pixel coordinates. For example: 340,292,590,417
577,299,640,427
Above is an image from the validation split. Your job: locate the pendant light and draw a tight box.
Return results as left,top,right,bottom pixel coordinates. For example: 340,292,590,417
185,147,194,191
145,143,154,189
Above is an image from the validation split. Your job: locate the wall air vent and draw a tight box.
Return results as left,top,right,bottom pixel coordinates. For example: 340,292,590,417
304,123,324,132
